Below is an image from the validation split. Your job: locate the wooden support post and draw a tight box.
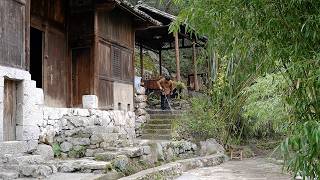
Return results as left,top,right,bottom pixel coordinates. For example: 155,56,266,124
192,41,199,91
140,45,144,78
174,32,181,81
159,50,162,76
25,0,30,71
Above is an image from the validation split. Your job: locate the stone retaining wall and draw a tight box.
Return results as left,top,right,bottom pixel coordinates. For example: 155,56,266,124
134,86,149,137
39,108,136,158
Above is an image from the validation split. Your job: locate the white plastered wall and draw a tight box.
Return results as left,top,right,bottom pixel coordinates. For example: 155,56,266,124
113,82,134,111
0,66,44,142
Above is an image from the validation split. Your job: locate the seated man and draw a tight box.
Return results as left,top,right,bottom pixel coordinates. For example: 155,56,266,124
157,75,174,110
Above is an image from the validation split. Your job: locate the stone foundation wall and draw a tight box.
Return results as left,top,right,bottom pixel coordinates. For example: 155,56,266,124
134,86,149,137
39,108,136,158
0,66,137,159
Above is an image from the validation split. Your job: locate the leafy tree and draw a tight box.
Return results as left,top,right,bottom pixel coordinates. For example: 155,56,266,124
242,73,290,137
171,0,320,178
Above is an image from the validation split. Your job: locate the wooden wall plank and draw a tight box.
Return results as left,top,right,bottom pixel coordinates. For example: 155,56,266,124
98,80,113,109
98,42,111,77
3,79,17,141
43,30,67,107
97,9,134,49
0,0,25,69
72,48,91,107
121,50,133,81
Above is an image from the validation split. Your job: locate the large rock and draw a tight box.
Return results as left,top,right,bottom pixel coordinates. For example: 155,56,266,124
136,87,146,95
0,170,19,180
122,147,143,158
70,138,90,146
10,155,44,165
95,152,123,161
112,155,129,172
57,159,111,173
200,138,225,155
135,95,147,103
26,140,38,153
19,165,53,177
34,144,54,160
60,142,73,152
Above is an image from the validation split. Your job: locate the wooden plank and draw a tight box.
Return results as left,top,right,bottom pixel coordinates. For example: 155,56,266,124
69,11,94,47
0,0,25,69
3,79,17,141
25,0,30,71
47,0,65,24
98,42,112,77
98,80,113,109
121,49,133,82
43,29,67,107
72,48,91,107
174,32,181,81
97,9,134,49
192,41,199,91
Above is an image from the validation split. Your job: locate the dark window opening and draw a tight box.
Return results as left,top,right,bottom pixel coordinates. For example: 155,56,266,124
30,27,43,88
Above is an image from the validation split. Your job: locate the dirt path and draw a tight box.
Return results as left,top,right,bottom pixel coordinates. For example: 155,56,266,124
176,157,291,180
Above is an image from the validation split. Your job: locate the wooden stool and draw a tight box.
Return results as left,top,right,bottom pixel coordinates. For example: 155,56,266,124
230,146,244,160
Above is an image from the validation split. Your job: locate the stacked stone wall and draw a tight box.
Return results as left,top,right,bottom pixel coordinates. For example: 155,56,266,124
134,86,149,137
39,108,136,158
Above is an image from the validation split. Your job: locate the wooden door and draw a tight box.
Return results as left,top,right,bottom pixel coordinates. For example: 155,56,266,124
43,30,67,107
3,79,17,141
72,48,91,107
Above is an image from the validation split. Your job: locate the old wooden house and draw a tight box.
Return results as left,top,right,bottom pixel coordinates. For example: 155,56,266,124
1,0,158,110
0,0,162,142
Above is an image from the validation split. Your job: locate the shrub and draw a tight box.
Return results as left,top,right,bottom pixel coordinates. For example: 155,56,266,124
68,146,86,158
52,143,61,157
174,97,228,142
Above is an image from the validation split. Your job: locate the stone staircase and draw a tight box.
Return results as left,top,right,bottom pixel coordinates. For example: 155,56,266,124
0,141,151,179
0,141,56,179
141,110,182,140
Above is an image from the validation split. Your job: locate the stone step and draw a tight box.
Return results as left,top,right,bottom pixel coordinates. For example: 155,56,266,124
142,129,172,134
8,154,45,165
147,110,184,115
46,172,106,180
144,124,172,129
147,119,173,125
140,134,172,140
95,151,123,161
55,158,111,173
95,146,148,162
150,114,180,119
0,169,19,180
120,147,144,158
0,141,29,156
1,164,55,178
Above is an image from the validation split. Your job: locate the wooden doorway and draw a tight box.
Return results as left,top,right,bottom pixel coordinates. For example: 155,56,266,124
3,79,17,141
30,27,43,88
72,48,91,107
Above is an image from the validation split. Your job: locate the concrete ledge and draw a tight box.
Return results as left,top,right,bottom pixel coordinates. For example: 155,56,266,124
119,153,227,180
